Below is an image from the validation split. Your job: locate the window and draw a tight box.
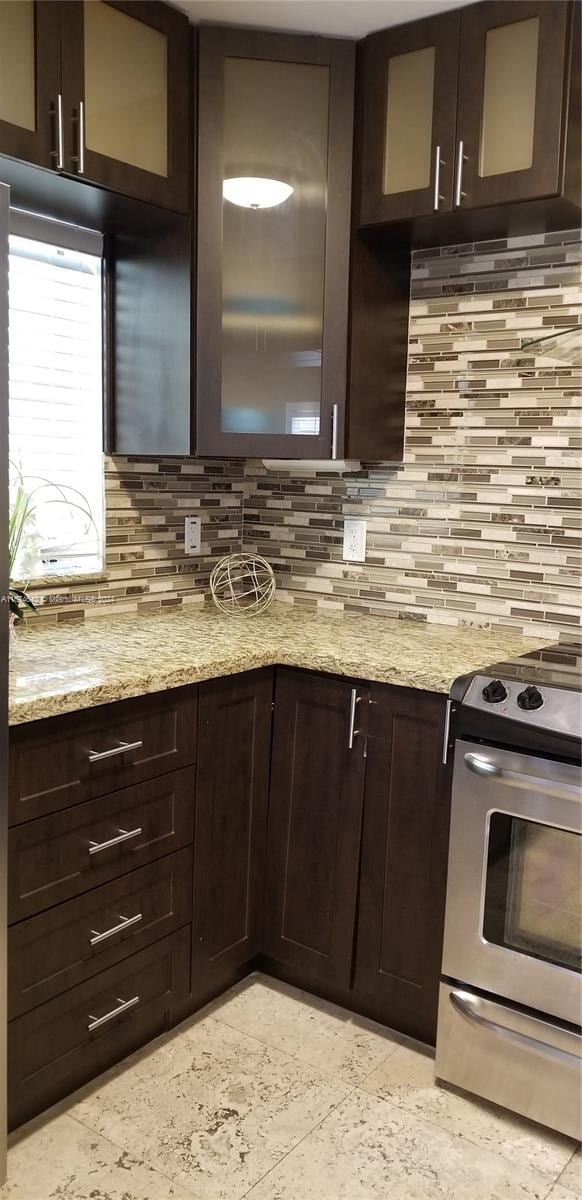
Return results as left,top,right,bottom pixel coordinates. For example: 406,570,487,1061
8,213,104,580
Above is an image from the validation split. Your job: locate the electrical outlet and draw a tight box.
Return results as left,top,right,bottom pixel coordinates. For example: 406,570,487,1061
343,517,366,563
184,515,201,555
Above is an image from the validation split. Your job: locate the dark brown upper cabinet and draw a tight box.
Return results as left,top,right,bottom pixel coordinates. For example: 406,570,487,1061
0,1,61,170
358,0,581,236
196,27,355,459
0,1,190,213
62,1,190,211
357,11,461,225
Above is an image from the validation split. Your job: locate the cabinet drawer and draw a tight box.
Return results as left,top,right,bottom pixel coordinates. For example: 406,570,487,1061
9,848,193,1019
8,927,190,1131
9,768,195,922
9,688,198,825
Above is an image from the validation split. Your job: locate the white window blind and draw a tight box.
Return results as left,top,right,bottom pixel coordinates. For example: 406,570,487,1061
8,221,104,580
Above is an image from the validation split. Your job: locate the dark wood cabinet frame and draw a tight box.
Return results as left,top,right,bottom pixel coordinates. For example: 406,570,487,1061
0,1,62,171
61,0,191,213
195,27,355,459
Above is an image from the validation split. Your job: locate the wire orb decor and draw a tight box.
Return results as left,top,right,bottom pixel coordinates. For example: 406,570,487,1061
210,552,276,616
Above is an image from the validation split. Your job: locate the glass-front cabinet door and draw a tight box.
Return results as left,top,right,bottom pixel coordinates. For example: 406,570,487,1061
358,13,460,226
61,0,189,210
455,0,572,210
196,28,354,458
0,1,61,169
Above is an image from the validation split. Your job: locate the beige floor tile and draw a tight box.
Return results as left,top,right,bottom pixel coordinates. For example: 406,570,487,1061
361,1040,577,1181
557,1149,582,1196
547,1187,580,1200
0,1113,196,1200
208,974,401,1085
245,1089,553,1200
71,1014,349,1200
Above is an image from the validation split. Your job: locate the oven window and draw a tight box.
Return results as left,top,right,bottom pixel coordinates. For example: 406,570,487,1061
483,814,581,973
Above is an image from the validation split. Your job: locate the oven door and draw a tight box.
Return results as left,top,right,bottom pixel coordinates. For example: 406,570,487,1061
442,739,581,1025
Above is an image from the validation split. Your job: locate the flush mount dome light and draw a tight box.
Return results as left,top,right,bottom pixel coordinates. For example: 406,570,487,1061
222,176,294,209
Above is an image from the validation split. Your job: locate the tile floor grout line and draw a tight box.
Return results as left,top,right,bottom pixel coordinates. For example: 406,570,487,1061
239,1086,360,1200
552,1144,581,1194
64,1110,204,1200
350,1084,572,1191
208,1010,402,1087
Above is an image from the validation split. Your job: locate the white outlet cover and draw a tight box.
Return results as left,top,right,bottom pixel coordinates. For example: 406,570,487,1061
184,515,201,555
343,517,366,563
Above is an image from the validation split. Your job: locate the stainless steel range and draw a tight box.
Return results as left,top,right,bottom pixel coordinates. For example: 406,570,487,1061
436,642,582,1141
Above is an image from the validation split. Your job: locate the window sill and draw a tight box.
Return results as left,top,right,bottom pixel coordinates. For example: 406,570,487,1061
17,570,109,591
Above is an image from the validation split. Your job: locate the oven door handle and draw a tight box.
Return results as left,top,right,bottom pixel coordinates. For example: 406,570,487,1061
449,991,580,1065
464,752,581,802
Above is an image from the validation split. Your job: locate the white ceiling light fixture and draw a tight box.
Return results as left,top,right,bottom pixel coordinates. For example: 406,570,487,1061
223,176,294,209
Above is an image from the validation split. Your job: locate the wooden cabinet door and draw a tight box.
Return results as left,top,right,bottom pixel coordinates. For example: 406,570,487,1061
357,12,460,225
0,1,61,169
455,1,572,210
60,0,190,210
264,670,368,991
192,670,274,998
196,27,354,459
353,685,451,1045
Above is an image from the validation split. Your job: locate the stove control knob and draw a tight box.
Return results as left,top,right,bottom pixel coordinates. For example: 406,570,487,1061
481,679,508,703
517,685,544,711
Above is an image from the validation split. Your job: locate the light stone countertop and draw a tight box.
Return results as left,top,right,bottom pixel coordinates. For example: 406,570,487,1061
8,602,549,725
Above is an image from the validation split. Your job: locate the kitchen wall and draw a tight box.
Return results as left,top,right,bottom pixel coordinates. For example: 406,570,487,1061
28,228,581,639
28,457,244,624
245,228,582,641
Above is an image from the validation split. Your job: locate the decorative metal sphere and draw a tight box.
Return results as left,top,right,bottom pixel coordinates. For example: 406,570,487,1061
210,552,276,616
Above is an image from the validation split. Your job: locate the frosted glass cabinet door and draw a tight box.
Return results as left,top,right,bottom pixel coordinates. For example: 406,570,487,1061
61,0,189,210
456,0,572,209
358,13,460,225
0,1,60,168
196,28,354,459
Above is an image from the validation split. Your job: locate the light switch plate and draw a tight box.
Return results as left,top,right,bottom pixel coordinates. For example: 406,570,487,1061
343,517,366,563
184,515,201,555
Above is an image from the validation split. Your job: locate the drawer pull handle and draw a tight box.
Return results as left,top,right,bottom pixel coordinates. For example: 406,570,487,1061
89,827,142,856
89,912,143,947
88,994,140,1032
88,739,143,763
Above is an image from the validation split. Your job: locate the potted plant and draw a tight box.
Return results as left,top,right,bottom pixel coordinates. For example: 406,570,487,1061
8,476,37,628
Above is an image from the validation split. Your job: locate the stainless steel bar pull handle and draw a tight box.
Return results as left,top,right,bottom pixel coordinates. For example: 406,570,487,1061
464,752,579,801
449,991,579,1065
331,403,339,460
454,140,467,208
89,827,142,856
348,687,361,750
433,144,445,211
56,93,64,170
78,99,85,175
88,739,143,763
89,912,143,947
88,994,140,1033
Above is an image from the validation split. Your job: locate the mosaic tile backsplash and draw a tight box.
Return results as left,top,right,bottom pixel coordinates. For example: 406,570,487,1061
28,228,581,639
245,229,582,640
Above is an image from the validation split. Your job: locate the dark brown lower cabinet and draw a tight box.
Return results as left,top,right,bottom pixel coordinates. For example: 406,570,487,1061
264,670,368,992
8,927,190,1131
353,685,451,1045
191,670,274,1000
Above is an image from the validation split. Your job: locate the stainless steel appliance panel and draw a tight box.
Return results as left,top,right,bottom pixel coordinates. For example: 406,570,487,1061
442,739,581,1025
436,983,582,1141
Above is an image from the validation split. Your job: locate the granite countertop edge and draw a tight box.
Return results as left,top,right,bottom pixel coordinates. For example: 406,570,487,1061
8,605,550,726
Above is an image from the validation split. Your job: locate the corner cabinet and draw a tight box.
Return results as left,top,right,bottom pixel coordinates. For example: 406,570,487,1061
264,670,369,991
192,671,274,1003
358,0,581,236
0,0,190,212
195,28,355,459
